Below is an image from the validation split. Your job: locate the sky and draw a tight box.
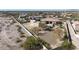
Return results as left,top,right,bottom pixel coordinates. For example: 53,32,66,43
0,0,79,9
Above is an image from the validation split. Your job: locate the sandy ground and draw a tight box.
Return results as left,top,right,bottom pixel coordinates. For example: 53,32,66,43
23,22,39,29
39,31,58,45
39,31,63,48
0,16,27,50
39,27,64,48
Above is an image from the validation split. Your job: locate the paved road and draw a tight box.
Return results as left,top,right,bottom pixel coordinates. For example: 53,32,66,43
66,20,79,49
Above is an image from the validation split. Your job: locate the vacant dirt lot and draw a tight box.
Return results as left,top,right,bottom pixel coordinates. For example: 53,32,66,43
39,28,64,48
0,16,27,50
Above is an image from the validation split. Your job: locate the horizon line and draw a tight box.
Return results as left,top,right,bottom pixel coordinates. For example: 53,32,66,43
0,9,79,11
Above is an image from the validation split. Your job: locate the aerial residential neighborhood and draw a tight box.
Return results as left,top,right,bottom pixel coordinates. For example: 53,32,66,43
0,10,79,50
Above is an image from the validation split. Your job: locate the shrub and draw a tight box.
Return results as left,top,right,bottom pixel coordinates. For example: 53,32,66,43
20,35,26,37
22,36,43,50
16,38,22,43
22,36,52,50
53,39,75,50
44,26,53,31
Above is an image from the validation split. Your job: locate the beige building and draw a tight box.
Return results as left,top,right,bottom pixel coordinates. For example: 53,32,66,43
41,18,61,27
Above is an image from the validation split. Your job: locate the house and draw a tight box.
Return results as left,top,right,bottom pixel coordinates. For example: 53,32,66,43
40,18,61,27
29,15,42,21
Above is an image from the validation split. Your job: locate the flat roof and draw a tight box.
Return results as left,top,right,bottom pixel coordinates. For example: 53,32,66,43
41,18,60,22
